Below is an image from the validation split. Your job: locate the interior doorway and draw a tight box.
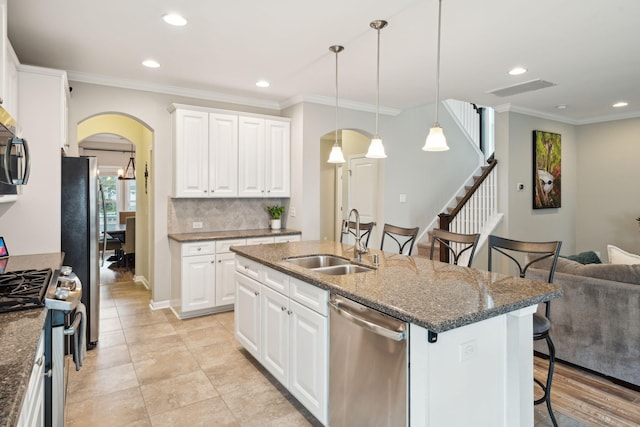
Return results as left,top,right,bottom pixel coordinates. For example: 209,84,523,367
76,113,153,287
320,129,380,247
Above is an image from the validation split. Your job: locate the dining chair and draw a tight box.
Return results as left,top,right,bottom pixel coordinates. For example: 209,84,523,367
487,235,562,427
340,220,374,247
380,223,419,255
121,216,136,268
98,233,121,266
429,229,480,267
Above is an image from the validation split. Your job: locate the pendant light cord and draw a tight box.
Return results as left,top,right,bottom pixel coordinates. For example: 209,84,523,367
375,27,381,137
335,49,339,144
434,0,442,125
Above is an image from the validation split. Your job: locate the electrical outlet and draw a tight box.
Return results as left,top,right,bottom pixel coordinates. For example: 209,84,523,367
399,194,407,203
192,221,203,229
290,207,296,217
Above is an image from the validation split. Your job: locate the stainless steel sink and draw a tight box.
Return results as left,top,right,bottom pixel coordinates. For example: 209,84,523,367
285,255,351,269
313,264,374,275
284,255,374,275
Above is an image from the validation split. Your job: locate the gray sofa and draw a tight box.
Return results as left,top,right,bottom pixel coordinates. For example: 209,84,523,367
528,257,640,387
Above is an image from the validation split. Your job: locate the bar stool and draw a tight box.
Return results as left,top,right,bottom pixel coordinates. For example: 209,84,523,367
340,220,374,248
380,223,419,255
488,235,562,427
429,229,480,267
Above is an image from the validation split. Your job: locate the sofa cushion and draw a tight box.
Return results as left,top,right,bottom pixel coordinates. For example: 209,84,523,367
533,256,640,285
607,244,640,265
561,250,601,264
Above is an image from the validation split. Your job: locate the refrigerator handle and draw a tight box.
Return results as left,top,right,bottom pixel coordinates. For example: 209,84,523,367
329,299,406,341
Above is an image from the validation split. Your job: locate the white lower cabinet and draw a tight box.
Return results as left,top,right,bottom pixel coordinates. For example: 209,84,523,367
18,332,45,427
235,256,328,425
182,253,216,312
215,251,237,306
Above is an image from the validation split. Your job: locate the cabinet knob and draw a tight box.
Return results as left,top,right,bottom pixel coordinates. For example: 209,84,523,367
281,306,286,311
254,291,259,296
197,248,202,251
44,369,52,378
287,310,292,315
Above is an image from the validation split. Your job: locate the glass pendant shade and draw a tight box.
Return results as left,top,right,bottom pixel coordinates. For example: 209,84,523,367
422,124,449,151
366,137,387,158
328,143,346,163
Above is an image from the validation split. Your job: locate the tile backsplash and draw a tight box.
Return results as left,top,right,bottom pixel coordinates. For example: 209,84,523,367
168,198,287,234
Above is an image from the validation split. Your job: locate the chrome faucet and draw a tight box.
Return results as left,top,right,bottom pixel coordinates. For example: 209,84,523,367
345,208,368,262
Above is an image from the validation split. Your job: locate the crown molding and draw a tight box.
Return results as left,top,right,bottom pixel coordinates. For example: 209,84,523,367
492,103,640,126
67,70,283,111
281,94,402,116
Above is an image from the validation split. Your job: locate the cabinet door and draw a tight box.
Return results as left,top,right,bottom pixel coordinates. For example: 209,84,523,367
17,333,44,427
235,272,261,360
174,109,209,197
261,286,290,387
289,300,328,424
182,254,216,312
209,113,238,197
238,116,265,197
215,251,236,306
265,120,290,197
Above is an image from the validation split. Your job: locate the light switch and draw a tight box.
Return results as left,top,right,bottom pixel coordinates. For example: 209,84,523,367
399,194,407,203
192,221,203,229
290,207,296,217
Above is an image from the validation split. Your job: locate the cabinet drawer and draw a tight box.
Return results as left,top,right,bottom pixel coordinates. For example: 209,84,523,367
182,241,215,256
236,256,261,281
246,236,275,245
274,234,301,243
263,266,290,296
216,238,246,253
290,277,329,316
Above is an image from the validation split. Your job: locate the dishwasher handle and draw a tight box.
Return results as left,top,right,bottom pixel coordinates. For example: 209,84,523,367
329,300,406,341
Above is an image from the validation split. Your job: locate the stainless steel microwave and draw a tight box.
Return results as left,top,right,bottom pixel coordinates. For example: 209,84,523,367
0,106,30,186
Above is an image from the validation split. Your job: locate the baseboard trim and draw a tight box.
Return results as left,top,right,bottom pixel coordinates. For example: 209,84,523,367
150,299,170,310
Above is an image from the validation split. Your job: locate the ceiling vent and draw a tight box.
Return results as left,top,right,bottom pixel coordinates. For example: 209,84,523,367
488,79,557,97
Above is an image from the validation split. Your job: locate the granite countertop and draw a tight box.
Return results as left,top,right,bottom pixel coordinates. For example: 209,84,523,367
168,228,301,242
230,241,563,334
0,253,64,427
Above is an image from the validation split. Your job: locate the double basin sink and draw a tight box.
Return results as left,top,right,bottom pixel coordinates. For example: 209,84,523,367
285,255,373,275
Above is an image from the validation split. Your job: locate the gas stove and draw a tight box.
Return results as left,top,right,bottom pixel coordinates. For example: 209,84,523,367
0,268,52,313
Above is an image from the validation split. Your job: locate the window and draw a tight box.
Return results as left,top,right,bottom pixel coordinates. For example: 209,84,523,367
98,166,136,229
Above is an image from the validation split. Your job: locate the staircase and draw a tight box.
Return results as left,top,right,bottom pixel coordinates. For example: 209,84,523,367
415,100,502,263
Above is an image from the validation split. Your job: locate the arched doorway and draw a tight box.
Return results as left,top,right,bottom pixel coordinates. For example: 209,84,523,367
320,129,380,247
77,113,153,287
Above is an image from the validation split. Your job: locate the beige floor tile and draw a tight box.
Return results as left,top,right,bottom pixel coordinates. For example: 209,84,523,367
65,386,149,427
191,340,246,371
221,384,297,424
97,329,127,348
123,321,177,344
127,334,190,363
119,308,171,329
80,343,131,371
149,396,239,427
167,312,226,333
100,306,119,319
100,316,123,332
178,323,234,350
133,346,201,386
67,362,139,403
140,370,218,416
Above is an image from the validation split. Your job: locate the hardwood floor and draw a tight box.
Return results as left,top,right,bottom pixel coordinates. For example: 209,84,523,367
534,357,640,426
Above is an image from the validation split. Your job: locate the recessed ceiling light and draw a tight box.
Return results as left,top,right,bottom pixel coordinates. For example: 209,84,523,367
508,66,527,76
163,13,187,26
612,101,628,108
142,59,160,68
256,80,270,88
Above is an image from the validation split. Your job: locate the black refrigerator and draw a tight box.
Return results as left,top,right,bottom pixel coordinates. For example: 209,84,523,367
61,156,100,349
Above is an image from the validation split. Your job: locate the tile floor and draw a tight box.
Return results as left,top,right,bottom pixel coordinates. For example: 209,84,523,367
65,281,321,426
65,280,584,426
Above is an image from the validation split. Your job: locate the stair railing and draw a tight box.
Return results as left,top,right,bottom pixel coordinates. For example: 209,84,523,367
437,155,498,263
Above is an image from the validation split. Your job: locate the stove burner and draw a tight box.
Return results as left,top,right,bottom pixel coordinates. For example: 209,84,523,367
0,268,52,313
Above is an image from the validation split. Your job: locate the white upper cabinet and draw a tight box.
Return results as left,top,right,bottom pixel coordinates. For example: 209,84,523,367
238,116,290,198
172,104,289,199
173,109,209,197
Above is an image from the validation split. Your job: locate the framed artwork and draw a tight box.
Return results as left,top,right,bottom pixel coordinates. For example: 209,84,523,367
533,130,561,209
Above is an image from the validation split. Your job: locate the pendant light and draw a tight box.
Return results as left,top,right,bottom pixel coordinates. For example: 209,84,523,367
327,45,346,164
422,0,450,152
118,144,136,180
366,20,388,159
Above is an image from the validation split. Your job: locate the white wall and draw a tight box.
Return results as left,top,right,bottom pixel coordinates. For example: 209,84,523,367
575,117,640,259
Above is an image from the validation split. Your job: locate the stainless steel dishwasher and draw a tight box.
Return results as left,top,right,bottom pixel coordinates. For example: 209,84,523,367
329,294,408,426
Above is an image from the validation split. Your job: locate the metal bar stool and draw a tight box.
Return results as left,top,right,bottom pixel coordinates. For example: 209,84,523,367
488,235,562,427
429,229,480,267
340,220,374,248
380,223,419,255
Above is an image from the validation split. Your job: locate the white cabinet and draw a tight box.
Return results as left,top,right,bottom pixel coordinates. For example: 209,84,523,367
18,332,45,427
235,271,261,360
234,257,328,425
238,117,290,198
170,239,240,319
171,104,289,199
274,234,301,243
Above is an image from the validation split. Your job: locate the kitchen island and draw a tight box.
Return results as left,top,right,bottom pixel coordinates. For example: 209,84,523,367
231,240,562,427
